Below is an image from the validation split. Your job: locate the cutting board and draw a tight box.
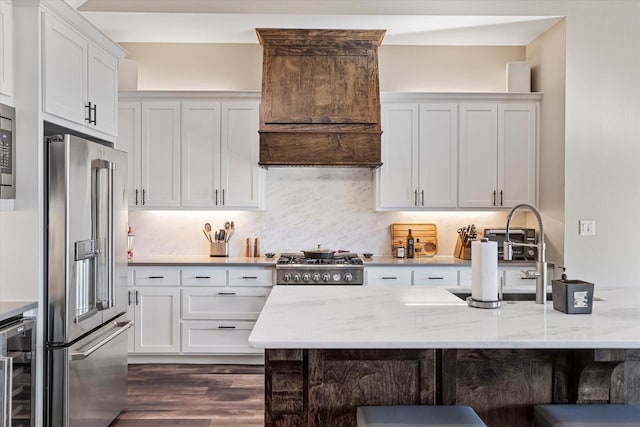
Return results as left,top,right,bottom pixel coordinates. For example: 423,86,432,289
390,223,438,257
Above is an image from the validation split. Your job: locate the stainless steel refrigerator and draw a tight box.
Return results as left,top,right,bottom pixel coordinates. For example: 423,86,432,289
45,133,132,427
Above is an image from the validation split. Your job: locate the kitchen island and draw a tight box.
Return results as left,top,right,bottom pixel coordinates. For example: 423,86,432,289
249,286,640,427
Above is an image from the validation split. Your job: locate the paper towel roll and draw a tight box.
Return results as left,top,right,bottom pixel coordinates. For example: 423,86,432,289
471,240,498,302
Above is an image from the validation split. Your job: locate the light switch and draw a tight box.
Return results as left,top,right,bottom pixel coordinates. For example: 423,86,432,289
579,220,596,236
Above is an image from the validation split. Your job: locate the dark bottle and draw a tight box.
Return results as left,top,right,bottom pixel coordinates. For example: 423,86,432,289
407,228,415,258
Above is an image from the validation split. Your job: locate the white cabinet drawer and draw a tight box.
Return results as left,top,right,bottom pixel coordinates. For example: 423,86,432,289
181,320,262,354
133,268,180,286
182,287,270,320
181,268,227,286
365,267,412,286
413,267,458,287
228,268,274,287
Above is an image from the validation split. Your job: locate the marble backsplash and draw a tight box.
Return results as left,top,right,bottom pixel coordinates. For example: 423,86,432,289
128,168,525,258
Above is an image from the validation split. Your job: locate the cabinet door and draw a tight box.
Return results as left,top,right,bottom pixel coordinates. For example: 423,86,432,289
498,103,537,207
419,103,458,208
134,286,180,353
0,0,13,103
181,102,222,207
377,103,419,209
141,102,181,207
42,11,87,125
220,102,262,208
459,103,498,208
117,102,142,207
87,43,118,136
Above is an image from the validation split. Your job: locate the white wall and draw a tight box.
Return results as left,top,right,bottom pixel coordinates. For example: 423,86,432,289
526,19,566,267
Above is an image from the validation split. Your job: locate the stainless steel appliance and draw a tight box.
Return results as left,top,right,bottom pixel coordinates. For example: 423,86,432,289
483,227,537,261
45,133,132,427
276,253,364,285
0,104,16,199
0,316,36,427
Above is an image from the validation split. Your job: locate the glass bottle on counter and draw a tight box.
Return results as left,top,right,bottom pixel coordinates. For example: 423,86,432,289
415,238,422,258
396,240,405,258
407,229,415,258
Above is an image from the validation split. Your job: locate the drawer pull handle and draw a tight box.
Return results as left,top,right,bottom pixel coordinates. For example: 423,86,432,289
218,325,236,329
218,292,236,296
195,276,211,279
147,276,164,279
521,277,537,280
381,276,398,280
428,277,444,280
241,276,258,279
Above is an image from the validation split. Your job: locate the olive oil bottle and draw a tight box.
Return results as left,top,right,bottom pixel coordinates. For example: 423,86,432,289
407,229,415,258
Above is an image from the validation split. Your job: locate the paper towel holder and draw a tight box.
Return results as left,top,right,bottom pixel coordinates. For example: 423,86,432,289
466,296,501,309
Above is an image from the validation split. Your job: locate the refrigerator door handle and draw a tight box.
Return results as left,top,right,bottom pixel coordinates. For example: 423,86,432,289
0,357,11,427
71,320,133,361
92,159,116,311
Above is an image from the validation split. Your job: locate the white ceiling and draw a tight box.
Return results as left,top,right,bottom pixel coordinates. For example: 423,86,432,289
76,1,563,46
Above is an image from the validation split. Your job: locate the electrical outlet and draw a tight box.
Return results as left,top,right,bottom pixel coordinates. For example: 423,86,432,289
579,220,596,236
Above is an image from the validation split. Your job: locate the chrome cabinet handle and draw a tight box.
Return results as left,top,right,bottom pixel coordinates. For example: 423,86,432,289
128,290,132,306
414,190,418,206
222,189,225,205
71,321,133,360
215,189,218,206
135,189,139,205
135,290,139,305
427,277,444,280
217,292,236,296
241,276,258,279
492,190,497,206
421,190,424,206
142,189,146,205
217,325,236,329
381,276,398,280
500,190,504,206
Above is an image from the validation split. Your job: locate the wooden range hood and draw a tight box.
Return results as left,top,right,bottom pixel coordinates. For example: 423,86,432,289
256,28,386,168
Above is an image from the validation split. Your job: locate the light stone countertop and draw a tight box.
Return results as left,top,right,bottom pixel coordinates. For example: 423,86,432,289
248,286,640,349
128,254,535,268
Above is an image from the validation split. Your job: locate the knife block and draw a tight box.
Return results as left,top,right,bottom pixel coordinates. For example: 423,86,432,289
210,242,229,257
454,235,472,260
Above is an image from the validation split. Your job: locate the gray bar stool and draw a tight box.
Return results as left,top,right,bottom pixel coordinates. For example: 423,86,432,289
357,405,487,427
534,404,640,426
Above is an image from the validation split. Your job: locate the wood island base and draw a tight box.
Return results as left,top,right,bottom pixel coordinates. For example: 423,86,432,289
264,348,640,427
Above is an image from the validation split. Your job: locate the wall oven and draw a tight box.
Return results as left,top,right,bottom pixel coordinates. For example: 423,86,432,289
483,228,538,261
0,103,16,199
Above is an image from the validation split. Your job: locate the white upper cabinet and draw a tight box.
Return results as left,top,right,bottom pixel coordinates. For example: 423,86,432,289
459,102,537,208
377,102,457,209
181,102,222,207
119,94,264,210
41,7,123,138
219,102,262,209
141,102,181,207
0,0,14,104
377,103,419,209
182,101,262,209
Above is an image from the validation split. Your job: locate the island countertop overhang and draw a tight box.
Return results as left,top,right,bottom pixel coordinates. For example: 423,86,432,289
248,286,640,349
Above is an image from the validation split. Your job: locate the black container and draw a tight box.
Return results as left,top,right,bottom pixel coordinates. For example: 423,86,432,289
551,279,594,314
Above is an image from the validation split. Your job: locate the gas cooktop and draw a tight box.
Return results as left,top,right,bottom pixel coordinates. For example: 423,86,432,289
275,253,364,285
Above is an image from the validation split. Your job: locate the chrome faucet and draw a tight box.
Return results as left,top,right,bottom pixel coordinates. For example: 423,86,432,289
504,203,547,304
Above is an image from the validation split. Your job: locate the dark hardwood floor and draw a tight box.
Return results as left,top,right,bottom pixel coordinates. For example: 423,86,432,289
110,364,265,427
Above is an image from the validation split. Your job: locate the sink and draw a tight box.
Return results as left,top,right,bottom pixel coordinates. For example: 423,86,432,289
451,292,604,303
451,292,552,302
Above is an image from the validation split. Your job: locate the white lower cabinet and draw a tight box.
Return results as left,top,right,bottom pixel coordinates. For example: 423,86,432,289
182,320,261,354
413,267,459,287
128,266,272,357
365,267,412,286
129,286,181,353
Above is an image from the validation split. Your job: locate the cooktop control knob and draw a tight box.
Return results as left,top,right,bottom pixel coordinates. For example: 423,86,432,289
332,273,341,282
302,273,311,282
321,273,330,282
343,273,353,282
312,273,321,282
282,273,292,282
293,273,301,282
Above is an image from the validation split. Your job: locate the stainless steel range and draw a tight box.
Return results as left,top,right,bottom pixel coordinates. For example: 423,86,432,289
276,253,364,285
